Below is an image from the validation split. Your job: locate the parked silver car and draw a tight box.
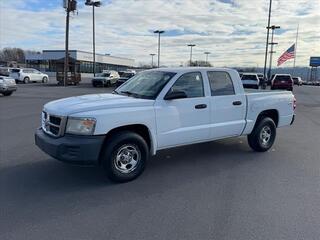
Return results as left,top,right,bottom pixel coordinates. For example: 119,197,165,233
0,76,17,96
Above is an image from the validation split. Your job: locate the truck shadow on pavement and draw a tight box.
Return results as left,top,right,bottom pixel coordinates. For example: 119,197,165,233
1,137,267,233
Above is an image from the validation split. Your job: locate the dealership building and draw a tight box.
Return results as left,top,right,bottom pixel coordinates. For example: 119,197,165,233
26,50,135,76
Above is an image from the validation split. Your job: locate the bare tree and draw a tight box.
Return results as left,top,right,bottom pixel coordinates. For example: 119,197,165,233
0,48,26,63
189,60,212,67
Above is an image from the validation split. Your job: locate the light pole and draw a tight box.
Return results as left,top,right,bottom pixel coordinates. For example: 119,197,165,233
154,30,165,67
263,0,273,89
85,0,101,77
63,0,77,87
187,44,196,66
150,53,156,68
204,51,211,65
267,25,280,80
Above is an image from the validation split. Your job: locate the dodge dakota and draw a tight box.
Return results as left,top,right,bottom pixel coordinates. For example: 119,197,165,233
35,67,295,182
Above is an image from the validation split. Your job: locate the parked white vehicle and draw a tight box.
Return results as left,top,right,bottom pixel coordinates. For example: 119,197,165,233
35,67,296,182
241,73,260,89
92,70,120,87
10,68,49,83
0,76,17,96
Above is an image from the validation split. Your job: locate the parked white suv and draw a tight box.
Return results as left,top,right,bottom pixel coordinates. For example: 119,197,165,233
92,70,120,87
10,68,49,83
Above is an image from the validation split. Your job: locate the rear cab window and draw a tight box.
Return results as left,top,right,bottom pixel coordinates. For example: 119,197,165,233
241,74,258,81
274,75,292,82
207,71,235,96
11,69,21,73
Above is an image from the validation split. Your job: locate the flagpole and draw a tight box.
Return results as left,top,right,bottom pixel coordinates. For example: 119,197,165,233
293,24,299,75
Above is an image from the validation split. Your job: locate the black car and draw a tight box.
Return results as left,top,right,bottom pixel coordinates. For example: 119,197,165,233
116,72,135,87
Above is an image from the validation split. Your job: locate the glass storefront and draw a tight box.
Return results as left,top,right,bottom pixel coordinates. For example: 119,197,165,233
27,59,129,73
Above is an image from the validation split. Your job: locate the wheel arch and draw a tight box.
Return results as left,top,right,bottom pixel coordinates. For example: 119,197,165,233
99,124,155,164
255,109,279,127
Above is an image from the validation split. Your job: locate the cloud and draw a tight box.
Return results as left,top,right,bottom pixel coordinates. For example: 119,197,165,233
0,0,319,67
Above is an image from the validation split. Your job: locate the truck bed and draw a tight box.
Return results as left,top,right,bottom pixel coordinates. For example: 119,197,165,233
241,88,294,135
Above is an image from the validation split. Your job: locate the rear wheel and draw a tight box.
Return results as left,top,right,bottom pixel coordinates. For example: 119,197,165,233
23,77,30,84
101,131,148,182
247,117,276,152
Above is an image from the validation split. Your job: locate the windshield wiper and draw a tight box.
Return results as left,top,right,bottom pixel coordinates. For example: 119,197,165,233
120,91,144,99
112,89,119,94
121,90,135,96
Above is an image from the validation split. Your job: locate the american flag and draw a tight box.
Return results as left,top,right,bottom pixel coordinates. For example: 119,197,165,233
277,44,295,66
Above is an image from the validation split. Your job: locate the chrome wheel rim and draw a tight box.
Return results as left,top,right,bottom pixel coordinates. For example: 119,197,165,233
260,126,272,146
114,144,140,174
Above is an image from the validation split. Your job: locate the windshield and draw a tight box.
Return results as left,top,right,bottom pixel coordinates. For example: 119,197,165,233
98,73,110,77
116,71,176,99
241,75,258,81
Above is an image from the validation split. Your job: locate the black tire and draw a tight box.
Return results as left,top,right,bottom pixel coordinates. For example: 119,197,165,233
3,91,13,96
42,76,48,83
247,117,276,152
23,77,30,84
101,131,149,183
105,80,111,87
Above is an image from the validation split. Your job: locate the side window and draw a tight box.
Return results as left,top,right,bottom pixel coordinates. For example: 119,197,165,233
170,72,204,98
207,71,235,96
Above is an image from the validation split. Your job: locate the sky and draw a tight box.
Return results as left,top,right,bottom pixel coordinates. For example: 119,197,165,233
0,0,319,67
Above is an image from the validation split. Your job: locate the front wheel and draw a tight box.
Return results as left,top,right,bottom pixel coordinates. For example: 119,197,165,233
247,117,276,152
3,91,13,96
42,76,48,83
101,131,148,183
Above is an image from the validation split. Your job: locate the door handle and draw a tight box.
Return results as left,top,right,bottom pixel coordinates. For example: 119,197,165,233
232,101,242,106
195,104,207,109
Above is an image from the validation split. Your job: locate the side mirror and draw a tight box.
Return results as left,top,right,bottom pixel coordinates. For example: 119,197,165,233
164,90,187,100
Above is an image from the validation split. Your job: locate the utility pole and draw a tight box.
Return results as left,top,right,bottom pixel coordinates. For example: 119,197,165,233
187,44,196,66
267,25,280,80
154,30,165,67
204,51,211,65
64,0,70,87
150,53,156,68
292,24,299,76
263,0,272,89
85,0,101,77
63,0,77,86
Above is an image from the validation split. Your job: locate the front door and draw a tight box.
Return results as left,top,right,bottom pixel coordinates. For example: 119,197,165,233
155,72,211,149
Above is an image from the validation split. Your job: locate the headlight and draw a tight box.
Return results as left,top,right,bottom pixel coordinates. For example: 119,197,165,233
66,117,96,135
0,79,4,84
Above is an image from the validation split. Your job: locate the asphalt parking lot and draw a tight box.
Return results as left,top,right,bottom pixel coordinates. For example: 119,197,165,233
1,83,320,240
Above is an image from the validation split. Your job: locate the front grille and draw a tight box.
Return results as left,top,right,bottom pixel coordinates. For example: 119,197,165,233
42,111,66,137
49,116,61,125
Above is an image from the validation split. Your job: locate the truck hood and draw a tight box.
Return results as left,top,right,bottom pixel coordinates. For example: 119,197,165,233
44,93,155,116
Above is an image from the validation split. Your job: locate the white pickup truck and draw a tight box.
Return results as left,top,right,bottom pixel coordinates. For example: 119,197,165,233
35,68,296,182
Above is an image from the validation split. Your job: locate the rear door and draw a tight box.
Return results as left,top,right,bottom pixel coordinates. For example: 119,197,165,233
207,71,246,139
155,72,211,148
